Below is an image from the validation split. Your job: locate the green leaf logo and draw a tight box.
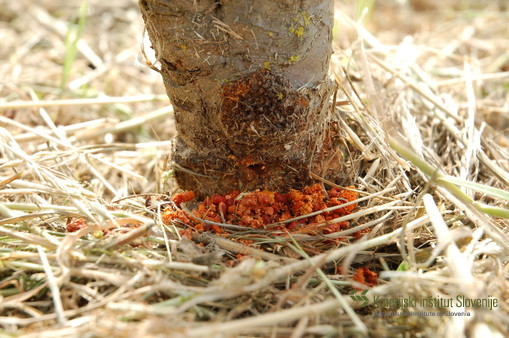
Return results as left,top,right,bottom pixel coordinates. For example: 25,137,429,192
349,290,369,307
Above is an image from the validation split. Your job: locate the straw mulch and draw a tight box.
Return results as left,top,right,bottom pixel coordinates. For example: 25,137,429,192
1,1,508,337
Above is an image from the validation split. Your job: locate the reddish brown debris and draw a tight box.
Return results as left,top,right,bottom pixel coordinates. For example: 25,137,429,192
352,266,378,288
66,217,87,233
163,184,359,239
172,190,195,207
66,216,143,238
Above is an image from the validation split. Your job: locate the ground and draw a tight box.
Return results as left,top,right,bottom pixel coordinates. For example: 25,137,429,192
0,0,508,337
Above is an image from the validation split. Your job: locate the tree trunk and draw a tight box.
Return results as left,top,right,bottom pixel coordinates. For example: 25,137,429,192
139,0,335,197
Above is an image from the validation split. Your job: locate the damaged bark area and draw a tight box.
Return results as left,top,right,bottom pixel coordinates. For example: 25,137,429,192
139,0,336,197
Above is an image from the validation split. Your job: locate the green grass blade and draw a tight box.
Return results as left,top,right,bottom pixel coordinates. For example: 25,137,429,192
438,176,509,202
390,137,509,218
61,1,88,91
474,203,509,218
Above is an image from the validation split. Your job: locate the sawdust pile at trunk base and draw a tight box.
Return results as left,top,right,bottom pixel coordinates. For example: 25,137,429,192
163,183,363,242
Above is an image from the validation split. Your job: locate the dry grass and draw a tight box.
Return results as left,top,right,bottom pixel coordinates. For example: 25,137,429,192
1,0,508,337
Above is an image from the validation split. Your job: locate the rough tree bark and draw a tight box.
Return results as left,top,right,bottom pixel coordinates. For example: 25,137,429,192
139,0,336,197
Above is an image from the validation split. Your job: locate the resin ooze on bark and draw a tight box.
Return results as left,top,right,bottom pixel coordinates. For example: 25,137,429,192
140,0,335,196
